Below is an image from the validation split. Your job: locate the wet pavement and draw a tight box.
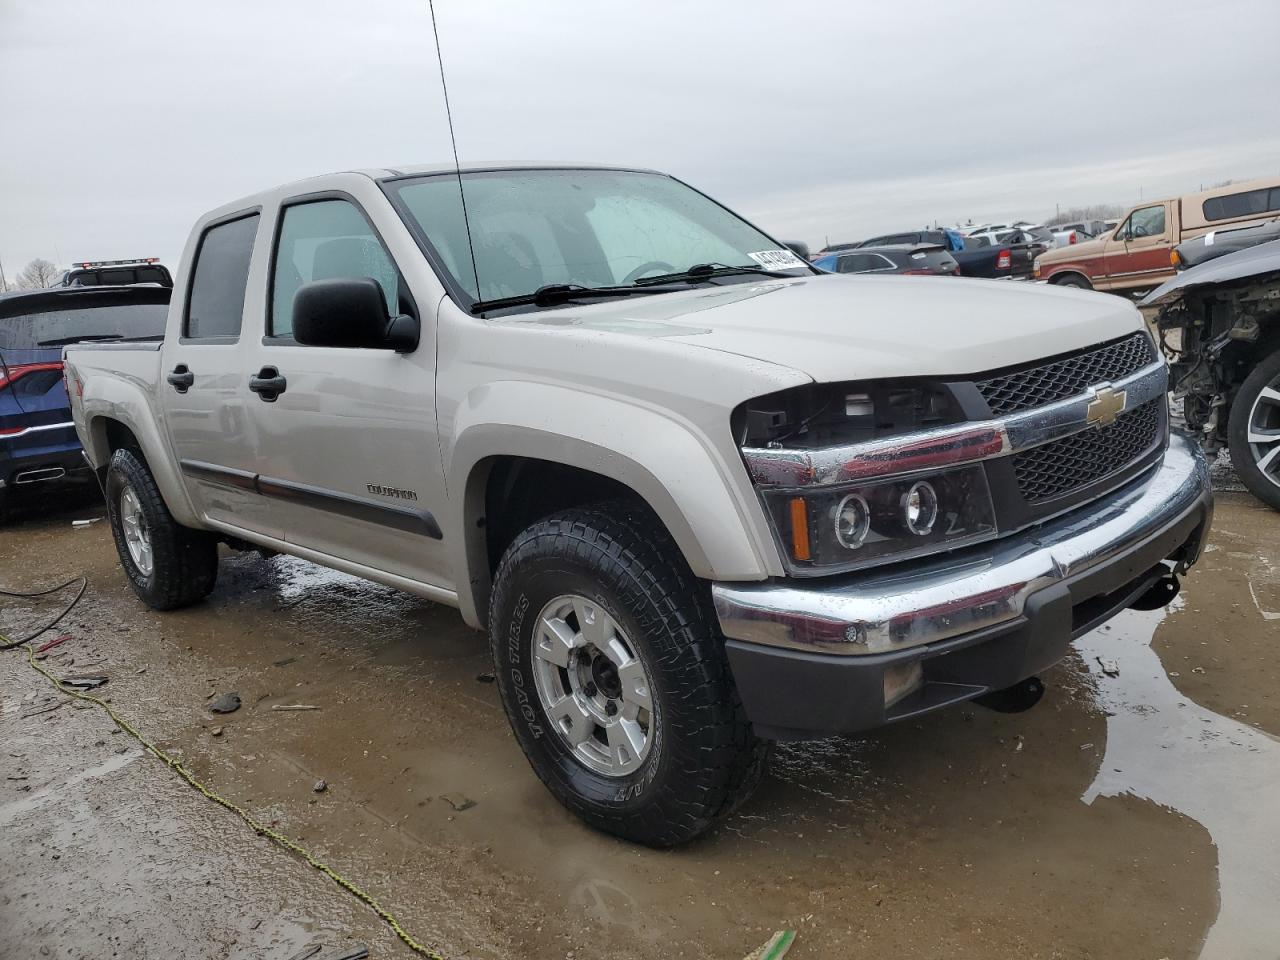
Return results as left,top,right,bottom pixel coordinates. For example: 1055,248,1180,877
2,479,1278,959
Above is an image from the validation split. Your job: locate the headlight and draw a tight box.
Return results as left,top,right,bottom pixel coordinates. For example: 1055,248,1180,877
760,465,997,573
903,481,938,535
735,380,998,574
834,493,871,548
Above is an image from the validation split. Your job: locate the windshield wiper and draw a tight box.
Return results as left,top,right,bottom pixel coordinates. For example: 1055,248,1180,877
471,283,676,314
633,262,802,286
36,333,125,346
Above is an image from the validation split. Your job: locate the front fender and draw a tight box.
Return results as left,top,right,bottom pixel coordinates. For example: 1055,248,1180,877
79,376,202,528
446,380,784,627
1041,255,1100,284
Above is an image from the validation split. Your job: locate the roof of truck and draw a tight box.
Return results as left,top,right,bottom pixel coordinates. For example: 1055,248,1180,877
197,163,678,232
375,161,663,179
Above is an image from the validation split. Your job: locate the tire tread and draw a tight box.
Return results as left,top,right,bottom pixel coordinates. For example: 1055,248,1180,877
106,448,218,610
489,500,767,846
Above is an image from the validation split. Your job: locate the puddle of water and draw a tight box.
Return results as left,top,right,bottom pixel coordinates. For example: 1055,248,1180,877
1079,603,1280,960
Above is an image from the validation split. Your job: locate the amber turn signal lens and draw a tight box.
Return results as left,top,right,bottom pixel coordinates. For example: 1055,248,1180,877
788,497,811,561
1170,250,1181,267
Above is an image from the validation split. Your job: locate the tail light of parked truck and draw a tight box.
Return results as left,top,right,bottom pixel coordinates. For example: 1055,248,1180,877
996,249,1012,271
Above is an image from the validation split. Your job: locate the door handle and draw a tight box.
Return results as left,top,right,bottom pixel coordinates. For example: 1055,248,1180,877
248,366,287,402
167,365,194,393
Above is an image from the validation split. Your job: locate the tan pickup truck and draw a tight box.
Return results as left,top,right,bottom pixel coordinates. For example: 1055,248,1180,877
1035,175,1280,293
65,163,1214,846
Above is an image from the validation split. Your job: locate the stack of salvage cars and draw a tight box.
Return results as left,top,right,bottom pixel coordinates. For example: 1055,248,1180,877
1144,217,1280,509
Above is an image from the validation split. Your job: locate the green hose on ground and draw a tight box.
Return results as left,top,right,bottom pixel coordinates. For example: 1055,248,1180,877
1,577,445,959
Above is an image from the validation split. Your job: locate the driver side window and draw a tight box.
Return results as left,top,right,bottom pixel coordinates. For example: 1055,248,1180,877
1120,205,1166,241
270,198,399,338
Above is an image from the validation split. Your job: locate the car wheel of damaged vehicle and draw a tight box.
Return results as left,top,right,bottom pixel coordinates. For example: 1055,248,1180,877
1228,349,1280,511
488,502,767,847
105,448,219,609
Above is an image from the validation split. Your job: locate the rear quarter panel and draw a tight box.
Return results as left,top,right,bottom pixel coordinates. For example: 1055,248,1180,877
66,344,203,527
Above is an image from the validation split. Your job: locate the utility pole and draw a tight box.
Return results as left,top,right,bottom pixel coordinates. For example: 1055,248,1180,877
0,253,7,292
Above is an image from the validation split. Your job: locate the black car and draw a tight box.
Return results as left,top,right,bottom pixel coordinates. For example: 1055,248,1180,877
814,243,959,276
1172,217,1280,270
53,258,173,289
1144,239,1280,510
958,231,1043,280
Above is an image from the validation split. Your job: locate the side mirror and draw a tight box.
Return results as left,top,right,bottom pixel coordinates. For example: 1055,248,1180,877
292,277,419,352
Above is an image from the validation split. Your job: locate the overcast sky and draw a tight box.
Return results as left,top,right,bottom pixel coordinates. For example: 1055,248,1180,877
2,0,1278,275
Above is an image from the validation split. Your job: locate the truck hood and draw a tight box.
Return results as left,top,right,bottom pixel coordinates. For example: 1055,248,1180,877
1039,235,1107,262
505,274,1145,382
1141,238,1280,308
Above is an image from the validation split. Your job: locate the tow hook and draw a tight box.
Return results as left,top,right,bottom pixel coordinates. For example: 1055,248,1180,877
975,676,1046,714
1130,574,1180,612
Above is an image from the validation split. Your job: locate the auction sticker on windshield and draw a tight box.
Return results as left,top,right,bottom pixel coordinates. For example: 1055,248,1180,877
747,249,808,270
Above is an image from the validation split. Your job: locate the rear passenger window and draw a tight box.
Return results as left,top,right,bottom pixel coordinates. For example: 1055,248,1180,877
839,254,887,273
185,214,259,339
1202,187,1279,222
269,199,399,338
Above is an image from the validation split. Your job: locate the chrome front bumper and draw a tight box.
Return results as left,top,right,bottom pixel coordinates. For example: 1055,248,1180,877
713,430,1213,657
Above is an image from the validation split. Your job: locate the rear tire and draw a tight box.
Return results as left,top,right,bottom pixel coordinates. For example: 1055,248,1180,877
1228,348,1280,511
105,448,219,609
488,502,767,847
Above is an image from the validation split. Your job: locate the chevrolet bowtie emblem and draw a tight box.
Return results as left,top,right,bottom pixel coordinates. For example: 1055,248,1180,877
1086,386,1126,427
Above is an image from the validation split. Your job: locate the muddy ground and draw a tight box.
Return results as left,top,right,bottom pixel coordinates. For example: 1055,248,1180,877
2,477,1278,960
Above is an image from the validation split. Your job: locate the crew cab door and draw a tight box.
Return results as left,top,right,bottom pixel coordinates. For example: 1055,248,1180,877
242,193,450,588
1102,202,1174,290
160,212,282,538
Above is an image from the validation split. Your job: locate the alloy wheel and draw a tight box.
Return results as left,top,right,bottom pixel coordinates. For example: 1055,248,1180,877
531,594,655,777
1247,379,1280,489
119,484,154,576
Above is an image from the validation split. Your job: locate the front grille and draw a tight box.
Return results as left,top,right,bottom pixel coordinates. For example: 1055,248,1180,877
1013,399,1161,502
976,333,1155,416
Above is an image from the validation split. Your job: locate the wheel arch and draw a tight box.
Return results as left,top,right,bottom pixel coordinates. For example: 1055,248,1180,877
447,386,782,629
82,406,202,528
1049,270,1094,289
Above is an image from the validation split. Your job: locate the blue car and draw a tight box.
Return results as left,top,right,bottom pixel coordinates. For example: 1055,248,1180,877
1,286,169,517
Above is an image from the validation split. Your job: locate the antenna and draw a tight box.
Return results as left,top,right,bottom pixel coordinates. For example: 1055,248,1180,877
427,0,482,300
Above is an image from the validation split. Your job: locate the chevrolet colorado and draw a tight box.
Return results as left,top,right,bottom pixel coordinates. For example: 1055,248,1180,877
66,164,1213,846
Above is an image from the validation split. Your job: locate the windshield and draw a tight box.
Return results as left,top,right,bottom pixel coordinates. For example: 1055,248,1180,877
388,169,809,308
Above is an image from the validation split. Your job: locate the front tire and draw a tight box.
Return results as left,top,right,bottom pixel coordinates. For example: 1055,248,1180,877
105,448,219,609
488,503,767,847
1053,273,1092,290
1228,348,1280,511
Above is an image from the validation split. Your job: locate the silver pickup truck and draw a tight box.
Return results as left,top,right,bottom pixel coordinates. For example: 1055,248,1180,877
66,164,1213,846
